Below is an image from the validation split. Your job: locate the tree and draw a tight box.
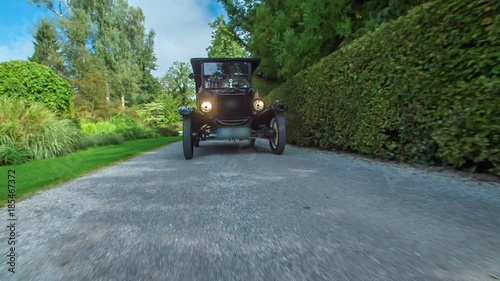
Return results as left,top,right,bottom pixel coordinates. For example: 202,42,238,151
216,0,259,47
218,0,424,80
136,92,182,128
136,30,162,105
160,61,195,107
59,7,93,77
136,101,167,127
72,67,115,121
206,15,247,58
158,93,182,124
249,0,353,79
136,72,163,104
28,0,68,17
29,19,65,76
29,0,159,115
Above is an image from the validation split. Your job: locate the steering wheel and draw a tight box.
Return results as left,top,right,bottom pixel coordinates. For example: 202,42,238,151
226,77,248,88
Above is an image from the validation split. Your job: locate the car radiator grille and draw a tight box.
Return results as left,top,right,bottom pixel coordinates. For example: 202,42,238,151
217,95,249,120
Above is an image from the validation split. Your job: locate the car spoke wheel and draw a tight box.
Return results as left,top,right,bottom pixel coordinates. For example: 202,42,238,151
182,116,194,159
269,114,286,155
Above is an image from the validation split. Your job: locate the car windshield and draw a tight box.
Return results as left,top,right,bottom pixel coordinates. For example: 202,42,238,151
203,61,251,89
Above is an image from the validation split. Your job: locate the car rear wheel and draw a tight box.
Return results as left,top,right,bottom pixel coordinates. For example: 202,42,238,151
182,116,193,159
269,114,286,155
194,138,200,147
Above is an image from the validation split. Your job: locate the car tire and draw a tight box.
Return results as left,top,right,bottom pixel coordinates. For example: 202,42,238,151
269,114,286,155
248,138,256,147
182,116,193,159
194,138,200,147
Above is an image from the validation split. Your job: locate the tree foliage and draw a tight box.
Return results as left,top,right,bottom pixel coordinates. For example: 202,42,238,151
218,0,427,80
29,19,65,76
72,67,118,121
206,15,247,58
28,0,161,121
136,61,195,128
0,60,73,117
158,93,182,125
136,93,182,129
160,61,196,107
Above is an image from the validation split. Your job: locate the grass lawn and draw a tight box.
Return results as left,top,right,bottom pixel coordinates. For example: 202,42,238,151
0,136,181,205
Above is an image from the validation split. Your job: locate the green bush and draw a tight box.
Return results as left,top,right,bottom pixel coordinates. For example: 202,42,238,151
0,61,73,117
155,125,180,137
0,145,32,166
80,116,160,140
108,115,139,129
78,134,124,149
81,121,117,136
267,0,499,175
0,97,80,165
120,127,159,140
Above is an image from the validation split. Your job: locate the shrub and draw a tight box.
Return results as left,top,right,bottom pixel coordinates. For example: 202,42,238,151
78,134,124,149
80,121,117,136
0,97,80,165
136,100,168,127
0,61,73,117
267,0,499,175
155,125,180,137
108,115,140,129
120,126,159,140
80,115,160,140
0,145,31,166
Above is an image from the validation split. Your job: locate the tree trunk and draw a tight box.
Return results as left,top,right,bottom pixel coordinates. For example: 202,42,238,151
106,82,110,103
121,93,125,116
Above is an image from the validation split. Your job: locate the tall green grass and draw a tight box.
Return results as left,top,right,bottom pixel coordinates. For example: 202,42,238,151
0,97,80,165
80,121,118,136
80,115,178,139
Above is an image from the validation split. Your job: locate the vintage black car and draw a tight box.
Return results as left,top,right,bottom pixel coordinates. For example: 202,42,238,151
178,58,287,159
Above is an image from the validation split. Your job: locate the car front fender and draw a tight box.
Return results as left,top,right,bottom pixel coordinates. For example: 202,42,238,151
178,106,195,116
270,103,287,114
252,103,287,129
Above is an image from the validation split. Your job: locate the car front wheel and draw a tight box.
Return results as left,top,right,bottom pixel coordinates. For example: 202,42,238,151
182,116,193,159
269,114,286,155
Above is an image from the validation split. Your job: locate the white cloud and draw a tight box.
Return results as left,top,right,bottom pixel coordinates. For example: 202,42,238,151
0,1,220,76
128,0,221,77
0,38,33,62
0,16,38,62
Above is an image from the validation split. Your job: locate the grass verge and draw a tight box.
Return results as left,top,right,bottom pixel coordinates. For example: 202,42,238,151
0,136,181,205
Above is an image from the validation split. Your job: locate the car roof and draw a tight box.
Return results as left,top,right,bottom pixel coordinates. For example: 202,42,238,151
190,58,261,90
190,57,261,75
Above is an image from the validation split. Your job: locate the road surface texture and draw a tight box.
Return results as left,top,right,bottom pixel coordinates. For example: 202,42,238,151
1,140,499,281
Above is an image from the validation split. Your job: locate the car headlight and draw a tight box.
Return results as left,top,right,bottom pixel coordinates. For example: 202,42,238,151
253,99,265,112
200,101,212,113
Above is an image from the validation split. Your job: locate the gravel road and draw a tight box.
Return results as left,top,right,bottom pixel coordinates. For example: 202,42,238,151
1,140,499,281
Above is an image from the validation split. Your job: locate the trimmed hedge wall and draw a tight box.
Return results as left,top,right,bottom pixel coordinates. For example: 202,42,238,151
0,60,73,117
266,0,499,175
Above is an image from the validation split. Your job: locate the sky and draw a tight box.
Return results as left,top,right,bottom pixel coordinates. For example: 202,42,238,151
0,0,224,77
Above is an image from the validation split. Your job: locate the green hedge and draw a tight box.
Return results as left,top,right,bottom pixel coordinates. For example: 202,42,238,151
267,0,499,175
0,60,73,117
